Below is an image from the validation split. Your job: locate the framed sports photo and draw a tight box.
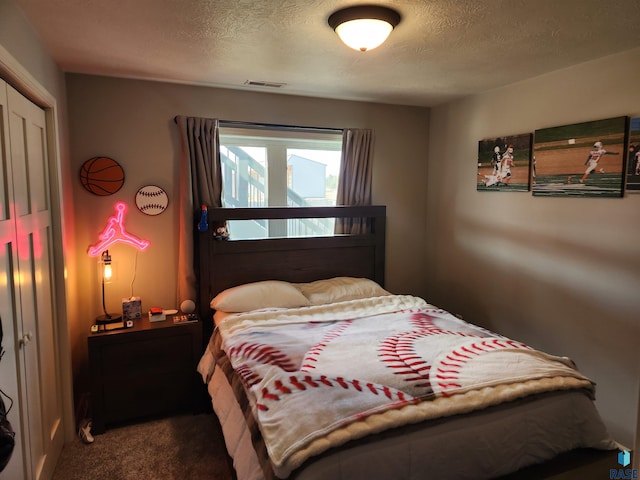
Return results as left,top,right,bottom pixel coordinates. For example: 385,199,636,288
625,117,640,193
477,133,532,192
532,116,628,198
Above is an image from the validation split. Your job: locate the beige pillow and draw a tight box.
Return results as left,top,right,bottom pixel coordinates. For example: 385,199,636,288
210,280,310,313
296,277,390,306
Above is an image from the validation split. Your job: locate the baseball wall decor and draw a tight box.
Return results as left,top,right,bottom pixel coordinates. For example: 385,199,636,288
626,117,640,193
532,116,627,198
477,133,532,192
135,185,169,215
80,157,125,196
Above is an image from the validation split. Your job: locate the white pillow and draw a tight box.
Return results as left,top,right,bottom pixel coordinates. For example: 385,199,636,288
296,277,390,306
210,280,310,313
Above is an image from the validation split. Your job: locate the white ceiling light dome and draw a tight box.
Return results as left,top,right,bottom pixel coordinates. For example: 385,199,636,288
328,5,401,52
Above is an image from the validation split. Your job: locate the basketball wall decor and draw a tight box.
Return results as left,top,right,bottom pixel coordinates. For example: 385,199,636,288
79,157,125,196
135,185,169,216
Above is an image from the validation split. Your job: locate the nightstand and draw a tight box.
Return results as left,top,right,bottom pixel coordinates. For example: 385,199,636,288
87,313,203,434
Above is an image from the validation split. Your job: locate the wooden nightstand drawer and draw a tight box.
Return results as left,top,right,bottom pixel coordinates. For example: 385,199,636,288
99,334,192,373
102,371,192,423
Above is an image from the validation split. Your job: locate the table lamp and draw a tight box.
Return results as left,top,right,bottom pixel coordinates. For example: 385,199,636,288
96,250,121,324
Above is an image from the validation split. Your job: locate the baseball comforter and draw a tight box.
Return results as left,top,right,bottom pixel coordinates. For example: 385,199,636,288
198,295,614,479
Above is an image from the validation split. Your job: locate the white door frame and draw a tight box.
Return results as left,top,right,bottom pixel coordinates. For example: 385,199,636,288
0,44,75,447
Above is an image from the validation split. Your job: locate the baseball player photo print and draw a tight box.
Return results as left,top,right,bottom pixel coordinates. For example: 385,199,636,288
532,116,628,198
625,117,640,194
477,133,532,192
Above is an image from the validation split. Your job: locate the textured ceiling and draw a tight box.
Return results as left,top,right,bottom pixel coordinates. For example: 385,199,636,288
15,0,640,107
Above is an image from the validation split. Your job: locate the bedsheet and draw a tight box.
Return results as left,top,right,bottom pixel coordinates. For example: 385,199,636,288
198,295,616,479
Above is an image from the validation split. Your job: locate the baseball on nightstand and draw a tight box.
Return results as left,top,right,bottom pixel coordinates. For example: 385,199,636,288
180,299,196,314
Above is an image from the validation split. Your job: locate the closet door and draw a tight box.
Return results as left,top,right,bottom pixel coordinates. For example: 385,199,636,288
0,80,63,480
0,79,27,479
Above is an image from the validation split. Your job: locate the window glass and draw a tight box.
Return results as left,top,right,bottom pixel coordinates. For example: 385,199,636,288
219,126,342,239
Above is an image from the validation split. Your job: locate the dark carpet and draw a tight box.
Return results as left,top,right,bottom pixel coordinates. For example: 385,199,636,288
51,412,620,480
52,413,234,480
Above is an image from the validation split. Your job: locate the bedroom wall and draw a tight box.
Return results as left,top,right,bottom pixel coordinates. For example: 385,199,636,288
426,47,640,448
65,74,430,397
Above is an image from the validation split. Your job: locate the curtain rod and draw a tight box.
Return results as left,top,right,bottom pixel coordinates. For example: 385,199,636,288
173,116,343,134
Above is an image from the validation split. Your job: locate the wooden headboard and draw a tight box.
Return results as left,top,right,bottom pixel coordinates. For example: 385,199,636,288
196,205,386,339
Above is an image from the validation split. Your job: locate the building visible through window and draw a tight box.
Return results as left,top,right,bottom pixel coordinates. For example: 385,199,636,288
219,125,342,239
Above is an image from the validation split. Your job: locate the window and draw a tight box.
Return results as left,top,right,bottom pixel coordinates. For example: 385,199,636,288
219,124,342,239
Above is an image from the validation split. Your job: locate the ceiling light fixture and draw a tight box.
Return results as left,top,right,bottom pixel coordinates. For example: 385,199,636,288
328,5,401,52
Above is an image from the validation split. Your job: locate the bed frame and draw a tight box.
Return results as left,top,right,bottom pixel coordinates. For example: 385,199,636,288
195,205,619,479
196,205,386,341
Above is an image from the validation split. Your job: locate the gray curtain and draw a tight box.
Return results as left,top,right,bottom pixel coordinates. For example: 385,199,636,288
175,116,222,306
336,128,374,234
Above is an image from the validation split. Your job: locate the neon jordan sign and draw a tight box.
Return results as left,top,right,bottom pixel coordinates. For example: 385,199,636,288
87,202,150,256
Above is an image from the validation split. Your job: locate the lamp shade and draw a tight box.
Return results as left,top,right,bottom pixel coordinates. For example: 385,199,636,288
328,5,401,52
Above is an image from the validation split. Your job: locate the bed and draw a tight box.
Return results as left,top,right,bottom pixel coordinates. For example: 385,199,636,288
195,206,618,480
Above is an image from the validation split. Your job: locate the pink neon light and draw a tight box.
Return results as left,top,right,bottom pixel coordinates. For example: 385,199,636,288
87,202,150,256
